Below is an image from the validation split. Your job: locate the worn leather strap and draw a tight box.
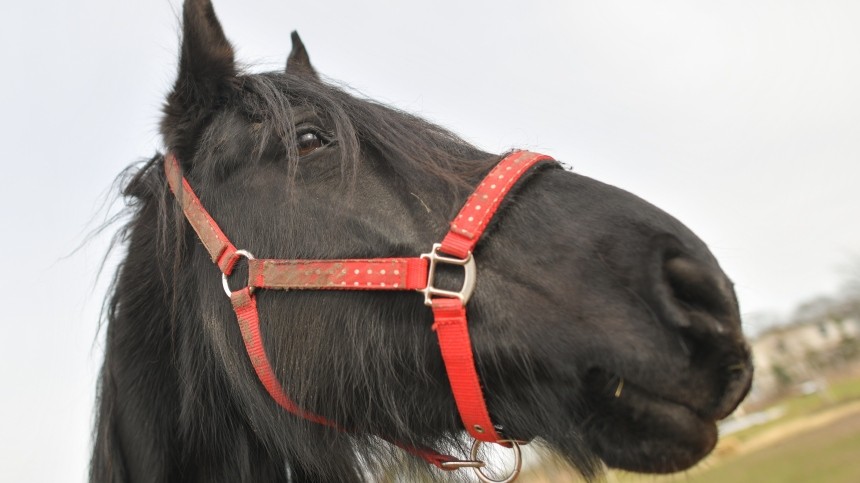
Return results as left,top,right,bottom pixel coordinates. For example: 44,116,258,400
248,258,428,291
164,153,240,273
230,287,341,428
230,286,459,469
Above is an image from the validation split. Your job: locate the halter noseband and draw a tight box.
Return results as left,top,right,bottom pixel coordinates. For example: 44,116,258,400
165,150,555,478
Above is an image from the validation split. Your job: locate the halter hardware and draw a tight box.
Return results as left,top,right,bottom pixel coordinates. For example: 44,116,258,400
418,243,476,306
440,440,522,483
165,149,555,479
222,249,256,297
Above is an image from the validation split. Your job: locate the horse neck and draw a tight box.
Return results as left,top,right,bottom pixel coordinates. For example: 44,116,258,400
96,185,260,476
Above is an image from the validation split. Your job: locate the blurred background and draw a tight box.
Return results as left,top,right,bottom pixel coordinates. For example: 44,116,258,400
1,1,858,481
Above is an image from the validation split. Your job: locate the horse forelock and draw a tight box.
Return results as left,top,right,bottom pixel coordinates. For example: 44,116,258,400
236,73,498,205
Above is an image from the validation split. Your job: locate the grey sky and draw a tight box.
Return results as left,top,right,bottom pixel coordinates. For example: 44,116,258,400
1,1,858,481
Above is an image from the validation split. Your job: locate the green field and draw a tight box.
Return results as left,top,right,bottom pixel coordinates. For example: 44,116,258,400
670,411,860,483
606,407,860,483
614,376,860,483
521,376,860,483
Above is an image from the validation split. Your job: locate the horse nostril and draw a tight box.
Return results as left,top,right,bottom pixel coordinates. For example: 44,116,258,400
660,255,752,418
664,256,735,319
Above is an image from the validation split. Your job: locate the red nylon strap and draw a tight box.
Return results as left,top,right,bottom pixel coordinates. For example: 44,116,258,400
432,150,554,443
431,298,501,442
230,286,458,469
399,444,459,469
230,287,341,428
248,258,428,291
164,153,240,273
441,150,554,259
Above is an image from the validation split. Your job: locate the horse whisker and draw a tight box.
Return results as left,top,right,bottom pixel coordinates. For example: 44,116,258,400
614,378,624,398
409,192,432,214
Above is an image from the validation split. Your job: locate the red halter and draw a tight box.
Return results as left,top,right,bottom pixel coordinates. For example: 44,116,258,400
164,150,554,472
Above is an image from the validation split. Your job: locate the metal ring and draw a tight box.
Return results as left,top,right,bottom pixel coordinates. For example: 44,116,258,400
222,249,256,297
469,440,522,483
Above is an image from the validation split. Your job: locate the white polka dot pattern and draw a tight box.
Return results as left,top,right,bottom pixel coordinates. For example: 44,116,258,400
248,258,429,291
442,151,555,258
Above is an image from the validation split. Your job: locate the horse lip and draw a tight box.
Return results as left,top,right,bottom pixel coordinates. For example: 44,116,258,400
618,378,706,418
583,368,707,419
586,349,753,423
609,376,726,427
578,368,722,473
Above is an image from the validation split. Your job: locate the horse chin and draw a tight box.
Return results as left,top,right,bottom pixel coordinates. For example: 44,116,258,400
576,369,718,474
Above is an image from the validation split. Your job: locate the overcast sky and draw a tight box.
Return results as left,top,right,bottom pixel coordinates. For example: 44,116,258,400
1,1,858,481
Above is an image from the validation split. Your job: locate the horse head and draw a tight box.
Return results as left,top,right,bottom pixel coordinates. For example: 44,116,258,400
92,0,752,481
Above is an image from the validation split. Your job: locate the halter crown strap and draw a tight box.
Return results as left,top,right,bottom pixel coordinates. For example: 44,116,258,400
164,150,555,465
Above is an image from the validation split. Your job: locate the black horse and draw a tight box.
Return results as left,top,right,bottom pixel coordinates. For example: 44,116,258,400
91,1,752,481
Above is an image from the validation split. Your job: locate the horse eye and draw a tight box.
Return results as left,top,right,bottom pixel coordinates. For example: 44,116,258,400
297,131,324,156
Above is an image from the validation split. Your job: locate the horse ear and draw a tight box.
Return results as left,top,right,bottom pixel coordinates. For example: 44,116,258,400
162,0,236,163
286,31,319,80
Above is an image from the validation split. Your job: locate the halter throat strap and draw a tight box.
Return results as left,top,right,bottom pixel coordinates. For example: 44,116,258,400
164,150,555,466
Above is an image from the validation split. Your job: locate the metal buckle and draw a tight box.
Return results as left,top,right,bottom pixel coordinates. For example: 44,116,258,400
418,243,477,306
222,249,256,297
440,439,522,483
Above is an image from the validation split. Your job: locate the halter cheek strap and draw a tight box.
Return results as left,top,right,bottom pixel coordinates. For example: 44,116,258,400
164,150,555,471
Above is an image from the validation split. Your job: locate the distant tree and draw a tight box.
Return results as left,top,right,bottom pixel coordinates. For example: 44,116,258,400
804,348,827,371
748,257,860,339
772,364,793,389
745,311,783,337
838,257,860,319
838,335,860,361
792,295,839,325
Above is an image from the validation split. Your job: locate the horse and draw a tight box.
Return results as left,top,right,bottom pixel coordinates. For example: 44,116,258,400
91,1,752,481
